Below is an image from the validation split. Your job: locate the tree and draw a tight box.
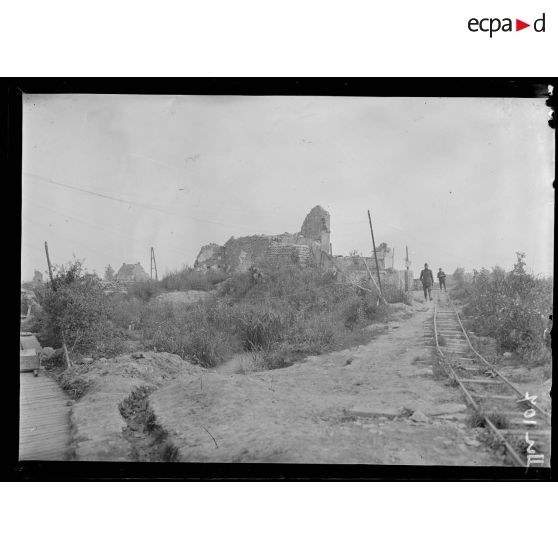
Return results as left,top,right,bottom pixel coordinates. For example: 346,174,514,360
33,270,44,284
38,259,111,364
104,264,115,281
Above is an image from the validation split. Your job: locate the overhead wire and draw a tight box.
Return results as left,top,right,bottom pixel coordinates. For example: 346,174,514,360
23,172,263,232
24,199,191,259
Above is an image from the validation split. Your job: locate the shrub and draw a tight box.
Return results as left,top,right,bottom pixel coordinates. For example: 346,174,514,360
461,254,552,363
450,267,471,300
140,264,395,370
35,259,112,360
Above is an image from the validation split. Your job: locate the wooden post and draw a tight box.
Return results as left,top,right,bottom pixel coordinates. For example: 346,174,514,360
361,257,386,305
405,245,410,292
44,241,72,369
44,241,54,283
392,247,395,270
150,247,158,281
367,210,384,298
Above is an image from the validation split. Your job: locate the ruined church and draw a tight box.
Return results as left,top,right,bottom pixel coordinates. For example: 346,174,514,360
192,205,411,286
194,206,333,273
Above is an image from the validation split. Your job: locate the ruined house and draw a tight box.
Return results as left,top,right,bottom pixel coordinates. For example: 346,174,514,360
193,205,413,290
115,262,150,282
194,205,331,272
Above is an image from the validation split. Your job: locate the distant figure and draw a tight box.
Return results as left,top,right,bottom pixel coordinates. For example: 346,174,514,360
437,268,447,291
420,263,434,301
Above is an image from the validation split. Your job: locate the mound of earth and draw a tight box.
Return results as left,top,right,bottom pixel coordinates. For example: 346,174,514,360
62,352,204,461
147,311,505,465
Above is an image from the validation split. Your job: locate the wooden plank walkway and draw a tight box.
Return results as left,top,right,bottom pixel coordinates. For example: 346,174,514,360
19,372,72,461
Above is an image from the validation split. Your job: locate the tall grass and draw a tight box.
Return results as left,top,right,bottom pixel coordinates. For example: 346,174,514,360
138,265,389,369
453,254,552,364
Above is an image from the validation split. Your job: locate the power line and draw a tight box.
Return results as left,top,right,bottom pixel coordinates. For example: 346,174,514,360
22,216,125,264
23,172,260,231
25,199,190,259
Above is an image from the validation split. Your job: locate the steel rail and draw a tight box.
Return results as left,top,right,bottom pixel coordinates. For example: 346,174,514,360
446,295,550,422
433,294,527,467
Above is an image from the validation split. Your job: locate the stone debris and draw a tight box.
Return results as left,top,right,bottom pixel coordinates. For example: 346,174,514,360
464,437,482,447
429,403,468,416
403,367,433,378
410,410,429,423
347,407,404,419
435,413,470,422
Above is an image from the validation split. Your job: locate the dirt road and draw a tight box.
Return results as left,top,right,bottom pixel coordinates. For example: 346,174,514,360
149,301,507,465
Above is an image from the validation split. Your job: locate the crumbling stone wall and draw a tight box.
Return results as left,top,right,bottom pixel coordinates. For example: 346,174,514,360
223,235,275,272
300,205,331,255
194,243,226,270
192,205,405,280
194,206,331,272
265,244,312,267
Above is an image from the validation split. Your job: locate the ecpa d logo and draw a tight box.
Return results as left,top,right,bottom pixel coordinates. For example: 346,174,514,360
468,13,546,37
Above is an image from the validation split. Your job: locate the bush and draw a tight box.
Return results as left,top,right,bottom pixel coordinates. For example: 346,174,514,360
462,253,552,363
35,259,112,359
450,267,472,300
139,264,393,370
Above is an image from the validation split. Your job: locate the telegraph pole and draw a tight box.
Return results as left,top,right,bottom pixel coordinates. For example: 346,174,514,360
44,241,54,283
44,241,71,369
405,245,410,291
150,247,158,281
367,210,384,299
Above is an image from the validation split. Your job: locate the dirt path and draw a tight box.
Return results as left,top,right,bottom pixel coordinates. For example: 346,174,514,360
149,302,507,465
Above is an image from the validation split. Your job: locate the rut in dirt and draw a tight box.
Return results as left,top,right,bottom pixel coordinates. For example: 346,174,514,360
119,385,180,462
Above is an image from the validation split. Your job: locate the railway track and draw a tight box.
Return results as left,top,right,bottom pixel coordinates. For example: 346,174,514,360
428,290,551,468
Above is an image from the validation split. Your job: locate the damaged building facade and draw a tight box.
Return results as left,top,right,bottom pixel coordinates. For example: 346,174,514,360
194,205,412,289
194,205,331,272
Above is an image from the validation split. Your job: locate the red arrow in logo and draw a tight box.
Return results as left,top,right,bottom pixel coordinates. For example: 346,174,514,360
516,19,530,31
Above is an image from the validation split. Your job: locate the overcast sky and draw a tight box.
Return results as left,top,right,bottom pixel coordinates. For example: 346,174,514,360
21,94,554,281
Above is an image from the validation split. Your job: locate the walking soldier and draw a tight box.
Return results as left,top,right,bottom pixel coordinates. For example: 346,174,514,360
437,268,447,292
420,263,434,301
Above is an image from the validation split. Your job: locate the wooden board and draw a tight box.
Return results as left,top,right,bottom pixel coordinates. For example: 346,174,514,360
19,373,72,461
20,349,40,372
20,334,42,351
